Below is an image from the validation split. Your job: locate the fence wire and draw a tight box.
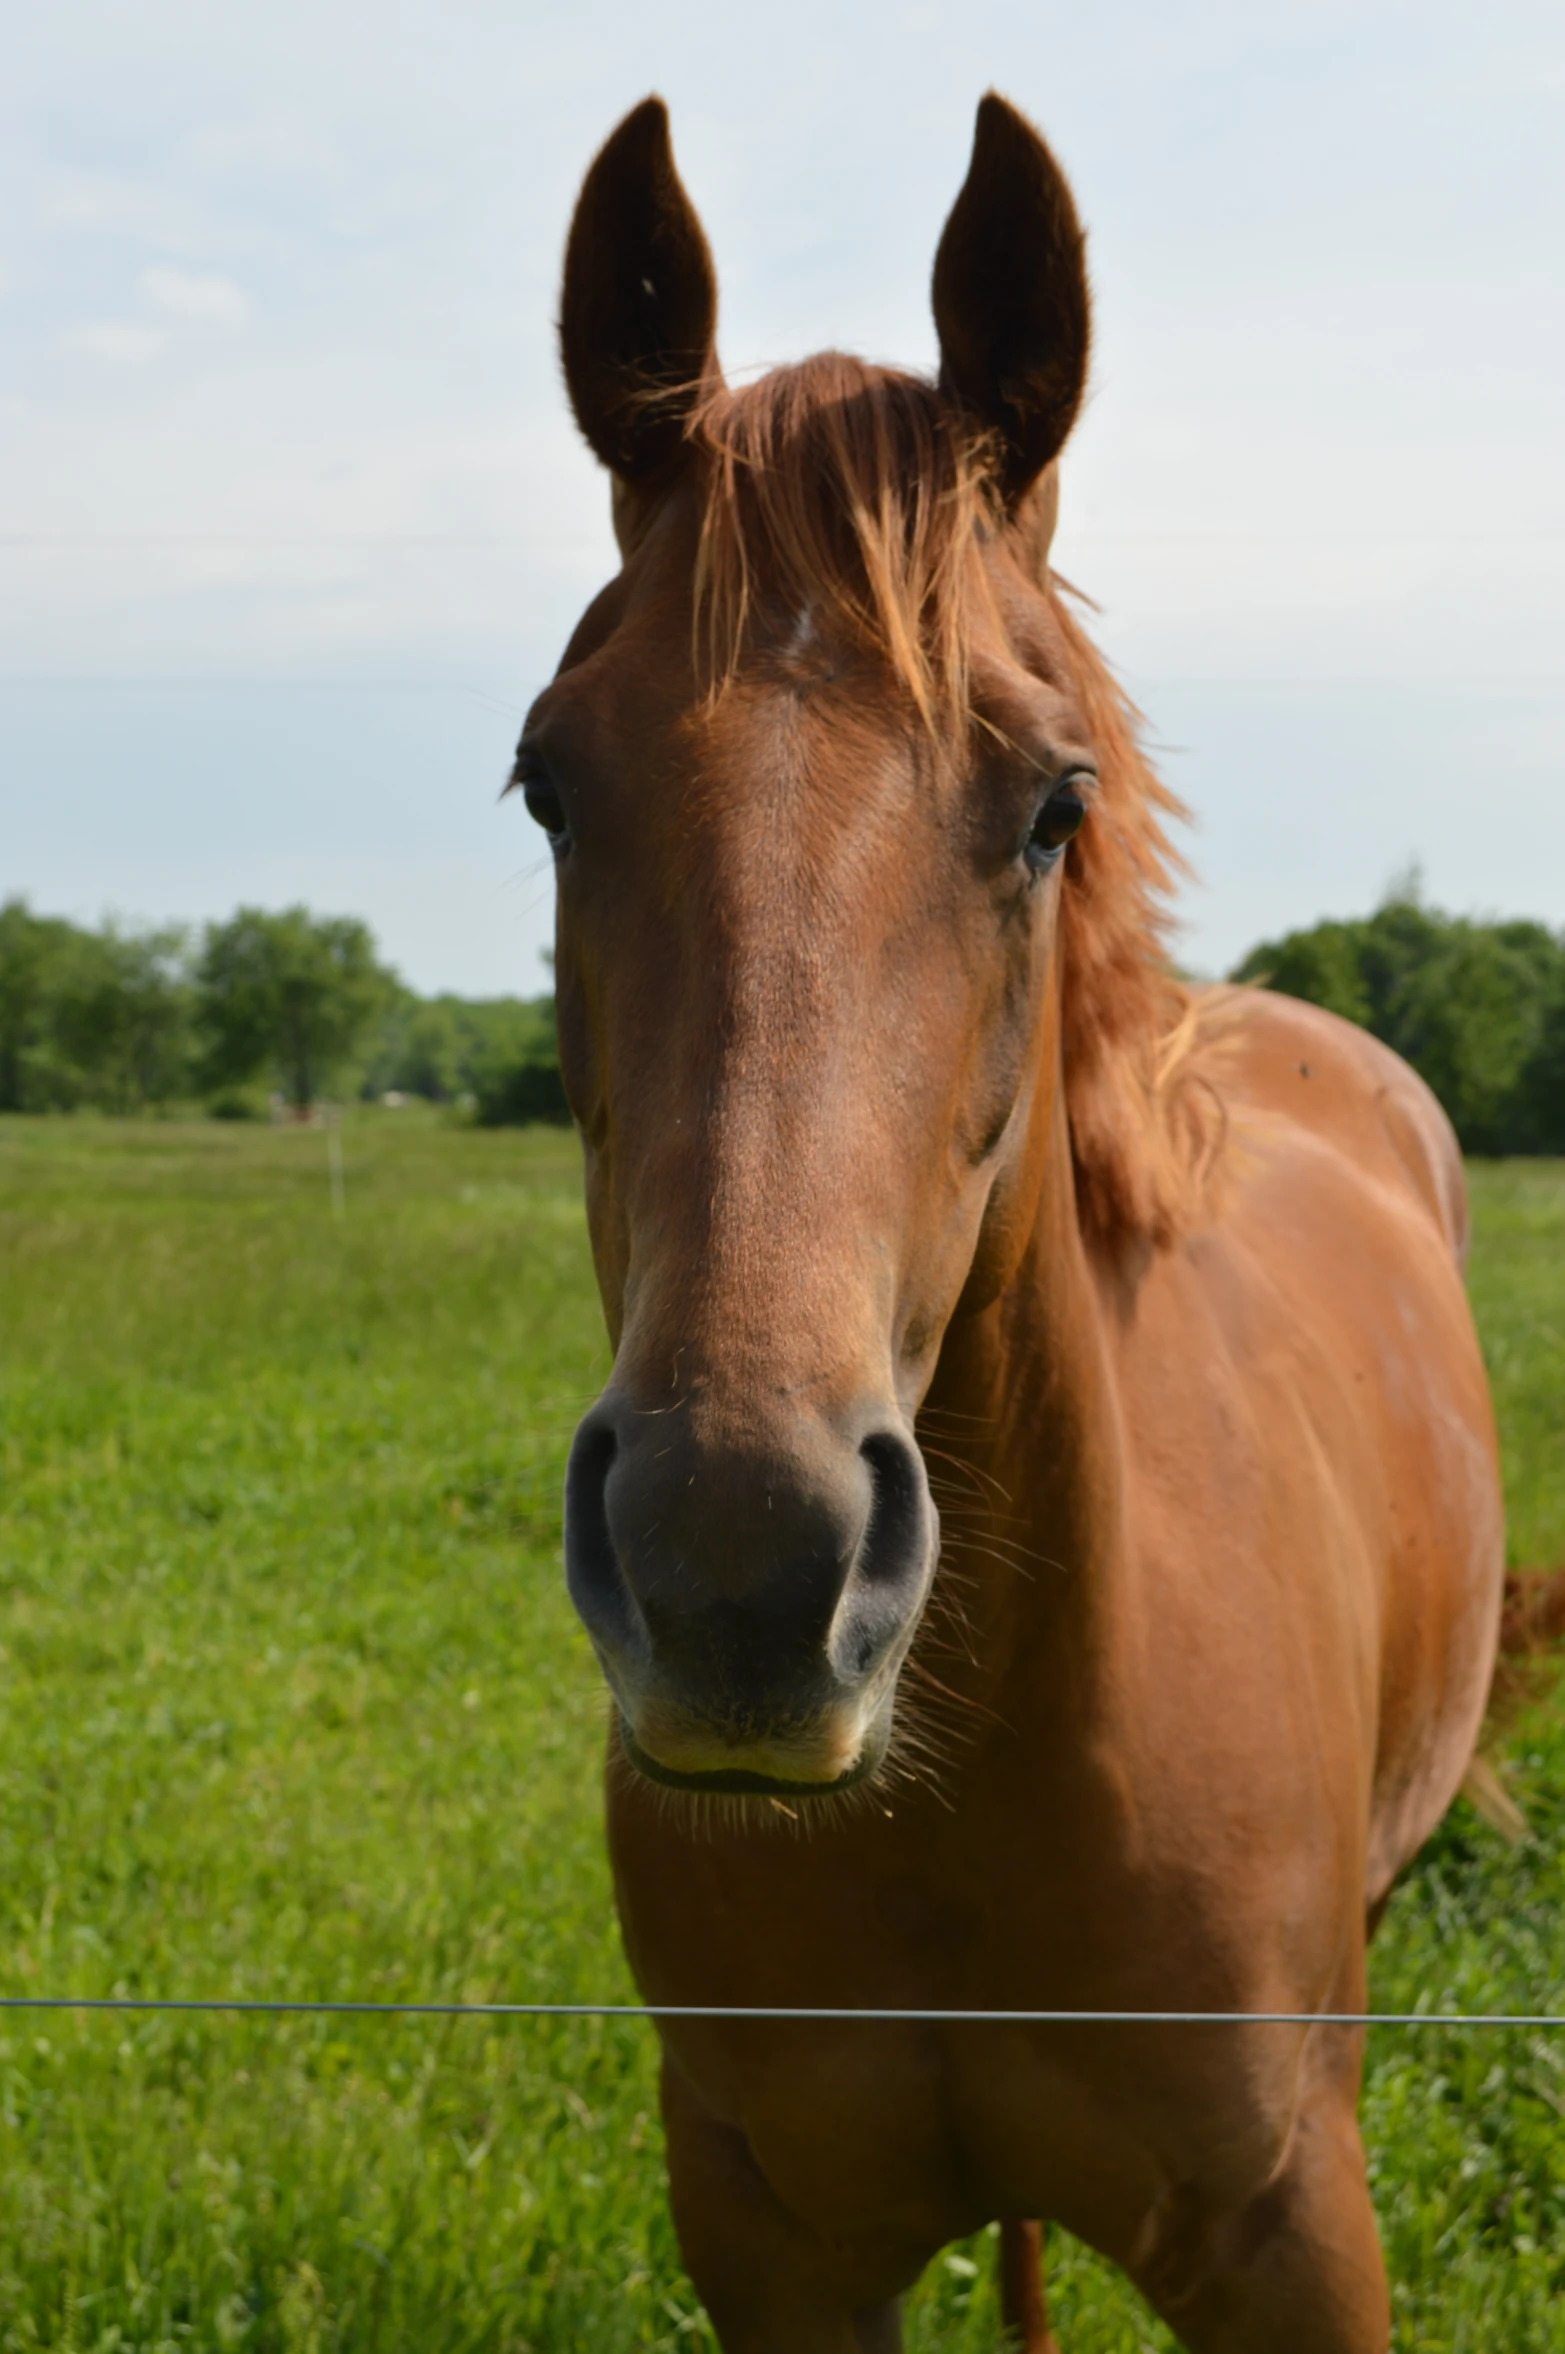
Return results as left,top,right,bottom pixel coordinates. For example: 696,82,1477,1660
0,1997,1562,2028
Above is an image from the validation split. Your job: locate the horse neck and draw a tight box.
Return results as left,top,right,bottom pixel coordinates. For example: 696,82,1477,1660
915,1045,1126,1720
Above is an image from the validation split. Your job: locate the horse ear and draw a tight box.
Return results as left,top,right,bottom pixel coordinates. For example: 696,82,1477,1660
560,96,720,485
932,94,1091,508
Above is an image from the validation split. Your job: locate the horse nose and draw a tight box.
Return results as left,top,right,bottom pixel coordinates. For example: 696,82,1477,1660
831,1428,933,1674
562,1404,652,1675
562,1394,936,1785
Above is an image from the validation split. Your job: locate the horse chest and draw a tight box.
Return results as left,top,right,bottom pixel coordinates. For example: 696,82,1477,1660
659,2004,1296,2279
618,1783,1320,2266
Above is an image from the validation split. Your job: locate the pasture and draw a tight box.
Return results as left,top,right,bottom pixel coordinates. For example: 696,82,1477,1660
0,1110,1561,2352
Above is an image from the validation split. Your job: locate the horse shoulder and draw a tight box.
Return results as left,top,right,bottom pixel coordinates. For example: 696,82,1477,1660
1133,985,1504,1896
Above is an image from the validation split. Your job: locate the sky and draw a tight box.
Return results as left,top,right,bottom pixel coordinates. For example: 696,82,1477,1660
3,0,1563,993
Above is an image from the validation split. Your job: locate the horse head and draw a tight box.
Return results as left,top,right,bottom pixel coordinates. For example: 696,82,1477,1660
519,96,1178,1798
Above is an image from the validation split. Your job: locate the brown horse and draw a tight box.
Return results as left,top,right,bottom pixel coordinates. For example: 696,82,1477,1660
517,93,1504,2352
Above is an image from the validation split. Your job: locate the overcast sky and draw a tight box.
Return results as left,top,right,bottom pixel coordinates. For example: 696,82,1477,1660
4,0,1562,992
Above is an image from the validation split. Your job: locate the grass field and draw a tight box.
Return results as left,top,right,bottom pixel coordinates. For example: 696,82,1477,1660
0,1112,1561,2352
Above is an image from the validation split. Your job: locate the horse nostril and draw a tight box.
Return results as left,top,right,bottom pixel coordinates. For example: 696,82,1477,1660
858,1429,930,1587
827,1428,935,1683
564,1411,646,1666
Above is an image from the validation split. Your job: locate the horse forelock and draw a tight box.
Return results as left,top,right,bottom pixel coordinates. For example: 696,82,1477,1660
680,351,1223,1257
687,354,994,739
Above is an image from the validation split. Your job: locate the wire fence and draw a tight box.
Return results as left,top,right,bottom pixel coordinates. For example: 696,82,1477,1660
1,1996,1562,2028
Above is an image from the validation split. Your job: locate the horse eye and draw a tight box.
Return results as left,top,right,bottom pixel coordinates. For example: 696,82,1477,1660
515,756,570,848
1024,778,1090,872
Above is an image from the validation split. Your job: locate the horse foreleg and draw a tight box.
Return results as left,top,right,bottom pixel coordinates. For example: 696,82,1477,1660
999,2220,1060,2352
659,2057,905,2353
1131,2030,1388,2353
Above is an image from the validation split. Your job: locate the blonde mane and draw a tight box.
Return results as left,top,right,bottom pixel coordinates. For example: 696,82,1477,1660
686,353,1220,1256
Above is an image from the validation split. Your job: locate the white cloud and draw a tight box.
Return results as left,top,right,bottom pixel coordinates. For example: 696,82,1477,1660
139,265,249,323
66,321,163,362
40,169,174,236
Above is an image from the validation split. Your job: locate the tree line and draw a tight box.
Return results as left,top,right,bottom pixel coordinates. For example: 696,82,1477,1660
3,885,1562,1150
0,899,566,1124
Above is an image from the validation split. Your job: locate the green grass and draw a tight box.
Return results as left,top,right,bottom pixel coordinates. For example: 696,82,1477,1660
0,1116,1561,2352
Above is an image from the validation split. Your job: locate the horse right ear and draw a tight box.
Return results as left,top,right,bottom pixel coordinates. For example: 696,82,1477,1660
932,94,1091,509
560,97,720,488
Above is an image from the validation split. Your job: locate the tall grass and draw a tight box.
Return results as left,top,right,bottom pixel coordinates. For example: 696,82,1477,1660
0,1115,1560,2350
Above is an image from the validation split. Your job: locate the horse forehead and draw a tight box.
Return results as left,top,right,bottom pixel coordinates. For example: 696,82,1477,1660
676,673,933,846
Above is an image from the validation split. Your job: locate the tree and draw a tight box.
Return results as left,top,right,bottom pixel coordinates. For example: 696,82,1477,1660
359,986,569,1120
1513,961,1565,1153
50,923,193,1112
364,991,468,1101
1384,924,1558,1155
0,899,86,1110
1231,919,1370,1027
196,908,392,1108
469,997,569,1126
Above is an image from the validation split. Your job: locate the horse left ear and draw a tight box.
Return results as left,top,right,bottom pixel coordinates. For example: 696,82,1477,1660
932,94,1091,509
560,96,720,487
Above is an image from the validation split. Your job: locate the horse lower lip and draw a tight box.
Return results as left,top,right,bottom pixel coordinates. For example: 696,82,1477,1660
618,1720,870,1797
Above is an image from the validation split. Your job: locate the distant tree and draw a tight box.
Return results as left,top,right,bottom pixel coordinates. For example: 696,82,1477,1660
196,908,392,1108
50,923,194,1112
1232,919,1370,1027
1514,962,1565,1153
0,899,85,1110
473,1053,570,1127
362,990,560,1109
3,897,575,1123
365,992,473,1102
390,999,467,1101
0,899,51,1110
1379,920,1561,1156
469,997,569,1125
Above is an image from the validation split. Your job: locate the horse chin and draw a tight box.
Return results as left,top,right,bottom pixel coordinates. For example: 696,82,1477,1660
617,1707,891,1800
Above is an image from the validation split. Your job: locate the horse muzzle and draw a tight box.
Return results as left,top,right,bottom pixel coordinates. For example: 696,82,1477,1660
562,1391,936,1796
